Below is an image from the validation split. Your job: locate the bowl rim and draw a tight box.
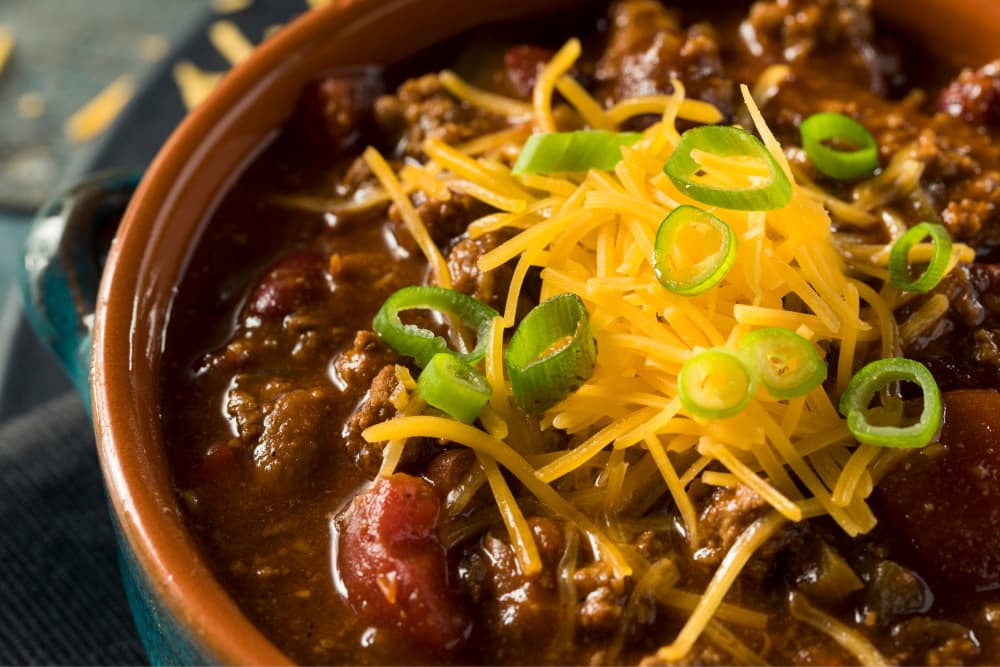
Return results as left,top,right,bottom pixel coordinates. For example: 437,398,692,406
90,3,349,662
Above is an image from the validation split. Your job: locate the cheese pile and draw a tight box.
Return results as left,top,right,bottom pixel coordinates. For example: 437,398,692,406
362,38,903,663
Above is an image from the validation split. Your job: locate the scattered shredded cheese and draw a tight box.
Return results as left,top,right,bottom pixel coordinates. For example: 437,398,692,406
64,75,135,143
0,27,13,77
209,20,255,66
212,0,254,13
136,34,169,62
789,591,889,667
173,61,225,111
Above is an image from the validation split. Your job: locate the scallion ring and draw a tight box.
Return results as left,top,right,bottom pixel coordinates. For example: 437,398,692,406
652,205,737,295
838,358,942,449
887,222,953,293
373,286,499,368
740,328,826,399
417,353,492,424
662,125,793,210
505,293,597,413
512,130,643,175
678,348,757,420
800,112,878,180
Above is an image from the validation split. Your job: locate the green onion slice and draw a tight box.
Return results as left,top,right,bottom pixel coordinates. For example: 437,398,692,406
373,286,499,368
417,353,492,423
799,112,878,180
662,125,793,211
740,328,826,399
505,293,597,413
653,205,737,295
887,222,953,293
512,130,642,175
838,358,942,449
678,348,757,420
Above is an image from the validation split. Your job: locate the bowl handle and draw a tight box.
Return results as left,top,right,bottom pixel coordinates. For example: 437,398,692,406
20,171,141,408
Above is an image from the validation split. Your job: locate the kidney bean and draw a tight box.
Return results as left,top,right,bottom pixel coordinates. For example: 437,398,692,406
246,253,329,320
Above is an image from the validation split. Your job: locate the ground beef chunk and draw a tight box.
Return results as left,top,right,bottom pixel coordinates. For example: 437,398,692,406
743,0,892,94
692,482,798,580
344,365,401,475
767,76,1000,245
756,623,854,666
224,375,293,446
226,387,263,444
389,190,488,251
373,73,505,159
939,60,1000,128
293,67,383,150
745,0,872,60
898,264,1000,391
889,618,981,666
424,448,476,498
446,229,518,310
331,330,398,390
341,360,434,476
934,166,1000,244
252,387,333,491
573,562,627,635
595,0,734,121
461,517,566,661
639,640,730,666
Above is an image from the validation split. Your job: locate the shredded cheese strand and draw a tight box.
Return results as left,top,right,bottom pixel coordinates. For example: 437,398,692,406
533,38,581,132
363,147,451,288
363,416,632,578
477,453,542,575
439,69,533,118
208,20,254,65
789,592,889,667
655,512,787,661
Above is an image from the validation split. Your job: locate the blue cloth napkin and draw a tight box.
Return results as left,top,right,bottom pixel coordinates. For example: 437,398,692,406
0,391,146,665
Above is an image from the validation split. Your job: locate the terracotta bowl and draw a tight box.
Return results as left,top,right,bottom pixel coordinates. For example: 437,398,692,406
45,0,1000,662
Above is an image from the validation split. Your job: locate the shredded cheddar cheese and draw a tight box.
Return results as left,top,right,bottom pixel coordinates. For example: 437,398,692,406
64,75,135,143
136,34,169,62
173,61,225,111
209,20,255,66
0,28,13,78
212,0,254,13
354,40,946,662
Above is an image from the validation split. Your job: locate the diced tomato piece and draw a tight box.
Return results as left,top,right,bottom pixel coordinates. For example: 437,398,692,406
338,474,471,651
877,390,1000,591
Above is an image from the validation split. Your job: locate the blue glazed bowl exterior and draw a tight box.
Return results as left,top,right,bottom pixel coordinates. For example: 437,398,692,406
22,171,217,663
